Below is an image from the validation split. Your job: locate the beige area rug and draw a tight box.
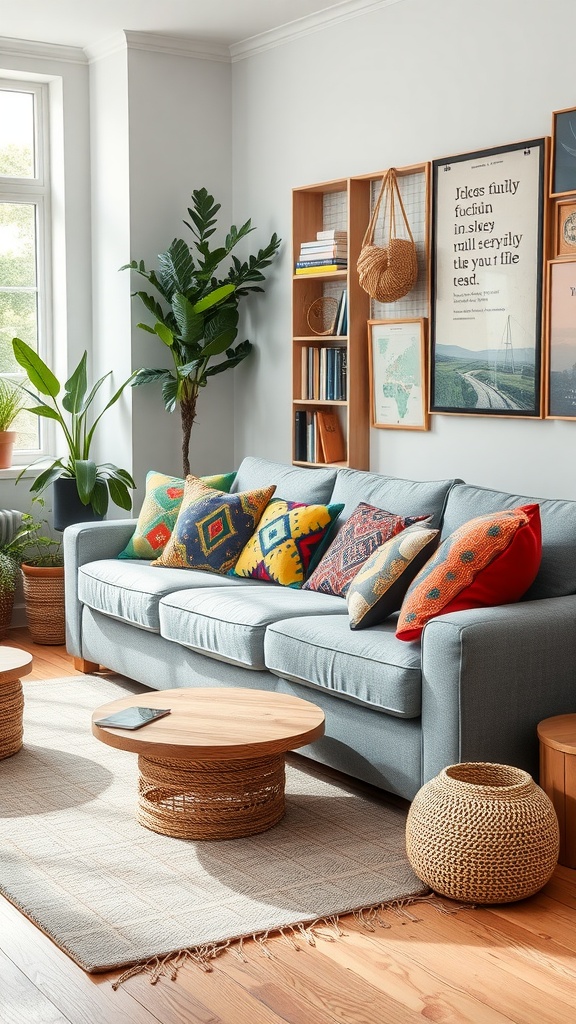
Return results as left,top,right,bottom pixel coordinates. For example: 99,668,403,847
0,675,428,977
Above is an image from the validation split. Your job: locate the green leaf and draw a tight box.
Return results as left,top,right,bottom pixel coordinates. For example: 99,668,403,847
158,238,195,298
29,461,66,493
161,376,178,413
131,368,173,387
171,293,204,346
107,477,132,511
136,323,156,335
12,338,60,398
193,284,235,313
154,322,174,347
27,405,61,421
91,479,109,517
98,464,136,487
132,291,166,324
74,460,97,504
62,352,88,414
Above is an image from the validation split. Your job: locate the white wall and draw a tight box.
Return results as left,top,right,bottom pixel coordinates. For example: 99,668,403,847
125,44,234,488
231,0,576,500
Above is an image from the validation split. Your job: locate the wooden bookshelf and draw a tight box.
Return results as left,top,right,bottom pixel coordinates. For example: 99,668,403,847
291,177,370,469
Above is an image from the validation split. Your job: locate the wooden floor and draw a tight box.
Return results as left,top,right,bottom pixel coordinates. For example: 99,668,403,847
1,627,576,1024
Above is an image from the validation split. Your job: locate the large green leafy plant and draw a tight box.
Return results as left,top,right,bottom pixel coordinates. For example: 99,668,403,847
12,339,137,516
122,188,281,475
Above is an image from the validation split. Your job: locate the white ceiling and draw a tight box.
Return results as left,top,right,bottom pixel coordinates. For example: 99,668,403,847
0,0,359,51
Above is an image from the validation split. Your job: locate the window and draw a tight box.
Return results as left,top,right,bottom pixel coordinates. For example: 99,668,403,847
0,79,51,462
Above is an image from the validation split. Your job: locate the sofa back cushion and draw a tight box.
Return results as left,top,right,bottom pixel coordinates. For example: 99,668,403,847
441,482,576,600
329,468,460,529
232,457,337,505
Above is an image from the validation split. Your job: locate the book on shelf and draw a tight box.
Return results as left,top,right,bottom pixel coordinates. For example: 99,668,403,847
335,288,347,336
317,229,347,241
294,410,307,462
299,243,348,255
316,410,346,464
296,258,347,269
301,346,308,399
295,263,348,275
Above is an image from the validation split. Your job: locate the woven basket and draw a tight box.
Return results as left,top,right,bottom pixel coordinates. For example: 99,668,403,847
22,563,65,645
357,168,418,303
406,762,559,904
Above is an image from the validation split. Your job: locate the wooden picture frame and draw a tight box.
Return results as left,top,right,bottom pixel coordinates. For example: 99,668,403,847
367,317,429,430
431,138,547,418
551,107,576,198
554,198,576,257
545,258,576,419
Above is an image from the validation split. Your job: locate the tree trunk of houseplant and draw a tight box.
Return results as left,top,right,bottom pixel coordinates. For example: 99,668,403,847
21,563,65,644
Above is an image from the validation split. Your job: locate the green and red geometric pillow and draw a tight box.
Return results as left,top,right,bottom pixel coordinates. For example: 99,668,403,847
232,498,344,588
118,469,236,560
151,475,275,575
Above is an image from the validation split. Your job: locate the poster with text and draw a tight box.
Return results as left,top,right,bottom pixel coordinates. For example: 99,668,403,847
431,138,546,417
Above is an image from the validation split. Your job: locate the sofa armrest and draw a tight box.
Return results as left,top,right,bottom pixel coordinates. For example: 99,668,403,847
420,596,576,785
64,519,137,657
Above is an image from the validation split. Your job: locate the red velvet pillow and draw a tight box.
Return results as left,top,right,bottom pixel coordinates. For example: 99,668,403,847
396,504,542,642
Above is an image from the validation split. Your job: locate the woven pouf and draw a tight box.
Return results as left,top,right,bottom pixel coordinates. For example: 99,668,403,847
406,762,559,903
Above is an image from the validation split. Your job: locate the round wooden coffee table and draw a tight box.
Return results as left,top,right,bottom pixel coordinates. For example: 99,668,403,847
92,687,325,840
0,646,33,759
538,713,576,868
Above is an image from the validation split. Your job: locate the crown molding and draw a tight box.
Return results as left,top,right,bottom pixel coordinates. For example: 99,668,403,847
83,32,127,64
229,0,407,61
0,35,87,65
123,30,230,63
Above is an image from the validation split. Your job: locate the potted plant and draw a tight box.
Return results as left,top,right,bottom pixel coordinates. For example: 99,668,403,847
11,339,139,530
122,187,281,475
0,378,26,469
0,508,39,639
19,499,65,645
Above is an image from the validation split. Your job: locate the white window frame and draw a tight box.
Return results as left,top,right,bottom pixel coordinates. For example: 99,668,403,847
0,78,53,467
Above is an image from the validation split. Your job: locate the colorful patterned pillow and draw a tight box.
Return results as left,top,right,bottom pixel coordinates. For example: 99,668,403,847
303,502,430,598
347,525,440,630
232,498,344,588
151,475,275,574
118,470,236,559
396,504,542,642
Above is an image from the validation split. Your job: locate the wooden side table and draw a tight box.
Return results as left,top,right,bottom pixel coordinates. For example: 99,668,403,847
0,646,33,760
538,714,576,868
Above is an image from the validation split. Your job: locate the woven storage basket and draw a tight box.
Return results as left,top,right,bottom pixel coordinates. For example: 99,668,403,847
357,168,418,303
406,762,559,904
22,563,65,645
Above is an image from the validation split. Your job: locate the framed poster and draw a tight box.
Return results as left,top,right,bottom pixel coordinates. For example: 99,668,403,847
554,198,576,257
431,138,547,418
546,259,576,419
367,318,429,430
551,107,576,197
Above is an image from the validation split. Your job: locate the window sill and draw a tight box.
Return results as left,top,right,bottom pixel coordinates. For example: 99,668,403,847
0,464,51,480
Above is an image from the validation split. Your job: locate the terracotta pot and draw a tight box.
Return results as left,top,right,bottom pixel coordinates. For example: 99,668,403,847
21,563,65,645
0,431,16,470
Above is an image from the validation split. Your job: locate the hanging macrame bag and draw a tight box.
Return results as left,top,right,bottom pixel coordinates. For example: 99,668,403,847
357,168,418,303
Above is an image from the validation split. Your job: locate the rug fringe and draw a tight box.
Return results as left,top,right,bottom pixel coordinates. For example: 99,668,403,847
111,892,446,990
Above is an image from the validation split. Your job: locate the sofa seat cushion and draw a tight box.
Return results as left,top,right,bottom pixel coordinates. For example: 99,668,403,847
78,559,259,632
159,585,347,670
265,615,422,718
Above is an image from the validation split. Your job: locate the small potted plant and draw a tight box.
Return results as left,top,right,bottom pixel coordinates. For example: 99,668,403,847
0,508,39,638
19,499,65,645
0,379,26,469
11,339,139,530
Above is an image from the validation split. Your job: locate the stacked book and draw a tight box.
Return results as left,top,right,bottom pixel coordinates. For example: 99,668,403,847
295,229,347,274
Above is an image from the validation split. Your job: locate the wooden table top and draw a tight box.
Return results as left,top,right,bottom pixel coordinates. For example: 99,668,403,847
537,714,576,754
0,646,33,685
91,687,325,761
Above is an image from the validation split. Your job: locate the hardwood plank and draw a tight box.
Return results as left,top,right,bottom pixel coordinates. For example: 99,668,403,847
0,948,71,1024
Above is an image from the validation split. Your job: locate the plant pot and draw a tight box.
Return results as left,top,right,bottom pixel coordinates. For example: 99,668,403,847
21,563,65,645
0,431,17,470
53,478,103,532
406,762,560,904
0,587,15,640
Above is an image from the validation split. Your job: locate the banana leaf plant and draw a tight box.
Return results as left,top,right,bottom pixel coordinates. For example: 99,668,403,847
12,338,137,517
122,187,281,475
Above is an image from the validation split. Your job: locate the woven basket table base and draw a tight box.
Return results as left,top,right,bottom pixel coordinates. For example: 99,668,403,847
0,680,24,760
137,752,286,840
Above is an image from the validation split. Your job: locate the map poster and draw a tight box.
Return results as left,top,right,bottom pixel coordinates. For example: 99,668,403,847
431,138,547,418
368,318,429,431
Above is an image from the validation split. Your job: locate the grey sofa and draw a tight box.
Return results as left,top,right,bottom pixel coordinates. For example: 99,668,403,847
64,456,576,801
